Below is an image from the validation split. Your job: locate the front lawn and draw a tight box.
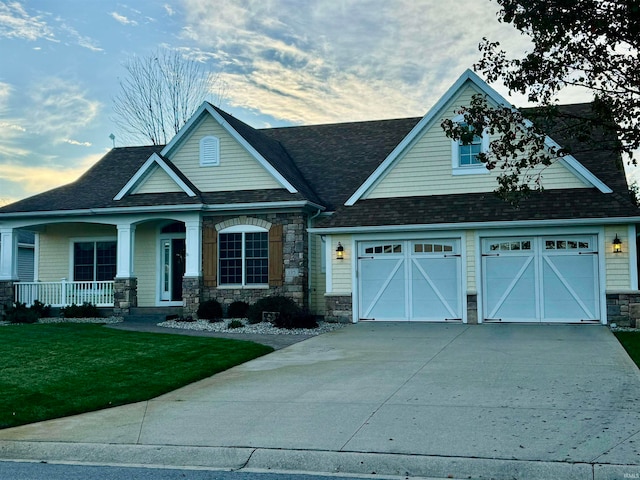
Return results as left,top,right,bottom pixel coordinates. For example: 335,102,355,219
614,331,640,368
0,324,273,429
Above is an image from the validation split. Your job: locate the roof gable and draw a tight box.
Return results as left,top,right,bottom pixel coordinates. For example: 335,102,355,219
160,102,299,194
345,70,612,206
114,153,198,200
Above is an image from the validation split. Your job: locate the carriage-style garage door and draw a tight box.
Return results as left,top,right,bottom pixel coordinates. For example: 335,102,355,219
481,235,600,322
358,239,462,321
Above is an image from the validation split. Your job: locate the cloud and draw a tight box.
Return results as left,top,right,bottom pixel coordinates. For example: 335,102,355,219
0,1,55,41
164,4,175,16
26,77,101,143
63,138,92,147
178,0,535,124
60,24,103,52
110,11,138,26
0,151,104,198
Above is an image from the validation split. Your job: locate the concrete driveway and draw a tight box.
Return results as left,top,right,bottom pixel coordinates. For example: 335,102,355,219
1,323,640,480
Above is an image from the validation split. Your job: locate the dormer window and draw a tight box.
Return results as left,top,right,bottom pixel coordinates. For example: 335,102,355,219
451,118,489,175
200,136,219,166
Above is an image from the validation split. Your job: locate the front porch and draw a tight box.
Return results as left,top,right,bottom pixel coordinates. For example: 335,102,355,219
15,280,115,307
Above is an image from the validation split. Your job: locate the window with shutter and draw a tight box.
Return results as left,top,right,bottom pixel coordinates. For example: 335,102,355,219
199,136,220,166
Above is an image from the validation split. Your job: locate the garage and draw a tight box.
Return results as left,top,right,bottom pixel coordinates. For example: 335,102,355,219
481,235,600,322
358,239,462,321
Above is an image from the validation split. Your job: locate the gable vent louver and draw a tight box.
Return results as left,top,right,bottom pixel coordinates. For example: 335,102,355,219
200,136,220,166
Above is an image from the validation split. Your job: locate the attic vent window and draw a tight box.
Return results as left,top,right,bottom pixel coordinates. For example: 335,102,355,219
200,136,220,166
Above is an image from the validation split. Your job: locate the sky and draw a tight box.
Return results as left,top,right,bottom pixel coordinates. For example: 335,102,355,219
0,0,629,205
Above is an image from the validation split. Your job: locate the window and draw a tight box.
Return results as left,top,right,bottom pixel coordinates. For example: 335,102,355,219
200,136,220,166
451,118,489,175
74,241,116,281
219,226,268,286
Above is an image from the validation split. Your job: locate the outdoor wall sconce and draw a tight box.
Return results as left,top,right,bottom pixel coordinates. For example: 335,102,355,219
336,242,344,260
613,234,622,253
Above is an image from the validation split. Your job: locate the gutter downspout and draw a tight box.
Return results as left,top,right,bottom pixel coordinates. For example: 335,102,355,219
307,209,323,313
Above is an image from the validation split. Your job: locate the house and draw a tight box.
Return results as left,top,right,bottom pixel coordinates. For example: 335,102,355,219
1,70,639,325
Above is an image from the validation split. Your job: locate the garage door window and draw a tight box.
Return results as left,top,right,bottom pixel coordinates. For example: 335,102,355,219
364,244,402,254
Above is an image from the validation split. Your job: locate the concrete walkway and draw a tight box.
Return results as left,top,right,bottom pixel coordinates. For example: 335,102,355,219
1,323,640,480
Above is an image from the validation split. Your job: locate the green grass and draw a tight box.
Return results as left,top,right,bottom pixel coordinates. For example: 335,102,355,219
0,324,273,429
614,331,640,368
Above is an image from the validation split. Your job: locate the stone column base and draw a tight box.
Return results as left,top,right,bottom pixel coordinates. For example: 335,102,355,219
466,294,478,324
607,292,640,327
113,278,137,316
0,280,15,317
325,294,352,323
183,276,203,319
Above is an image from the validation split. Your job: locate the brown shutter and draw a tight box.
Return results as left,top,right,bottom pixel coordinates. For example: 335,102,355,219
202,225,217,287
269,224,284,286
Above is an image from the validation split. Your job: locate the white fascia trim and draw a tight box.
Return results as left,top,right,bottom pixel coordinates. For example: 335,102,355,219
345,69,511,206
544,136,612,193
309,216,640,235
161,102,298,194
0,201,324,224
113,153,196,200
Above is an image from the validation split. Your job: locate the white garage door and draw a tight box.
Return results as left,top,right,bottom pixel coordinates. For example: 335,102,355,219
482,236,600,322
358,239,462,321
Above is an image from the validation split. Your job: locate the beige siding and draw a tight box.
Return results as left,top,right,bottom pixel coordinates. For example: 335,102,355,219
331,235,352,293
466,230,476,292
169,115,282,192
134,223,157,307
365,83,588,199
134,167,182,194
38,223,116,281
310,234,326,315
605,225,631,290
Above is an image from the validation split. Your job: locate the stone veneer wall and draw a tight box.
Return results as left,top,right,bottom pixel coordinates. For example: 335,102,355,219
466,294,478,325
113,278,137,316
606,293,640,327
201,212,309,315
325,294,352,323
0,280,14,316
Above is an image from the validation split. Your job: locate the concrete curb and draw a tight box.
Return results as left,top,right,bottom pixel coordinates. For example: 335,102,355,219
2,441,640,480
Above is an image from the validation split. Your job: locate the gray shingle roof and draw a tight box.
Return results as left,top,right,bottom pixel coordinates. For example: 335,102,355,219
0,103,636,226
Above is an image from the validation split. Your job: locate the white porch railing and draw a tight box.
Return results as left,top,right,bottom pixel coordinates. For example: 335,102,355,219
15,280,115,307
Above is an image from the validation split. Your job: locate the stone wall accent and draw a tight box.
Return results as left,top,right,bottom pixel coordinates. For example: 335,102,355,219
607,292,640,327
325,294,352,323
182,276,203,319
0,280,14,317
466,294,478,325
202,212,309,312
113,277,137,316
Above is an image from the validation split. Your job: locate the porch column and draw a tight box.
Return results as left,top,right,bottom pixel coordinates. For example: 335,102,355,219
183,218,202,318
184,218,202,277
0,228,18,280
114,223,137,315
0,228,17,314
116,223,136,278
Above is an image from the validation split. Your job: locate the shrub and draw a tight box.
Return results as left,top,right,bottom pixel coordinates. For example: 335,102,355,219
175,315,195,322
61,302,101,318
197,299,223,321
3,302,39,324
30,300,51,318
227,301,250,319
273,310,319,330
247,296,301,324
227,319,244,329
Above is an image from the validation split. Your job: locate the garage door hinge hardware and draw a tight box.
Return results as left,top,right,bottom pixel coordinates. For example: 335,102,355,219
444,254,462,258
445,318,463,322
482,253,500,257
484,318,502,322
578,251,598,255
358,256,375,259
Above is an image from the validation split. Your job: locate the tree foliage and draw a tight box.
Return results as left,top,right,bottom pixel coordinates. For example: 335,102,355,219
443,0,639,201
112,49,225,146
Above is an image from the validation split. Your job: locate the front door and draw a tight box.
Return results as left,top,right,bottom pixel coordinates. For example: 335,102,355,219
161,238,185,302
